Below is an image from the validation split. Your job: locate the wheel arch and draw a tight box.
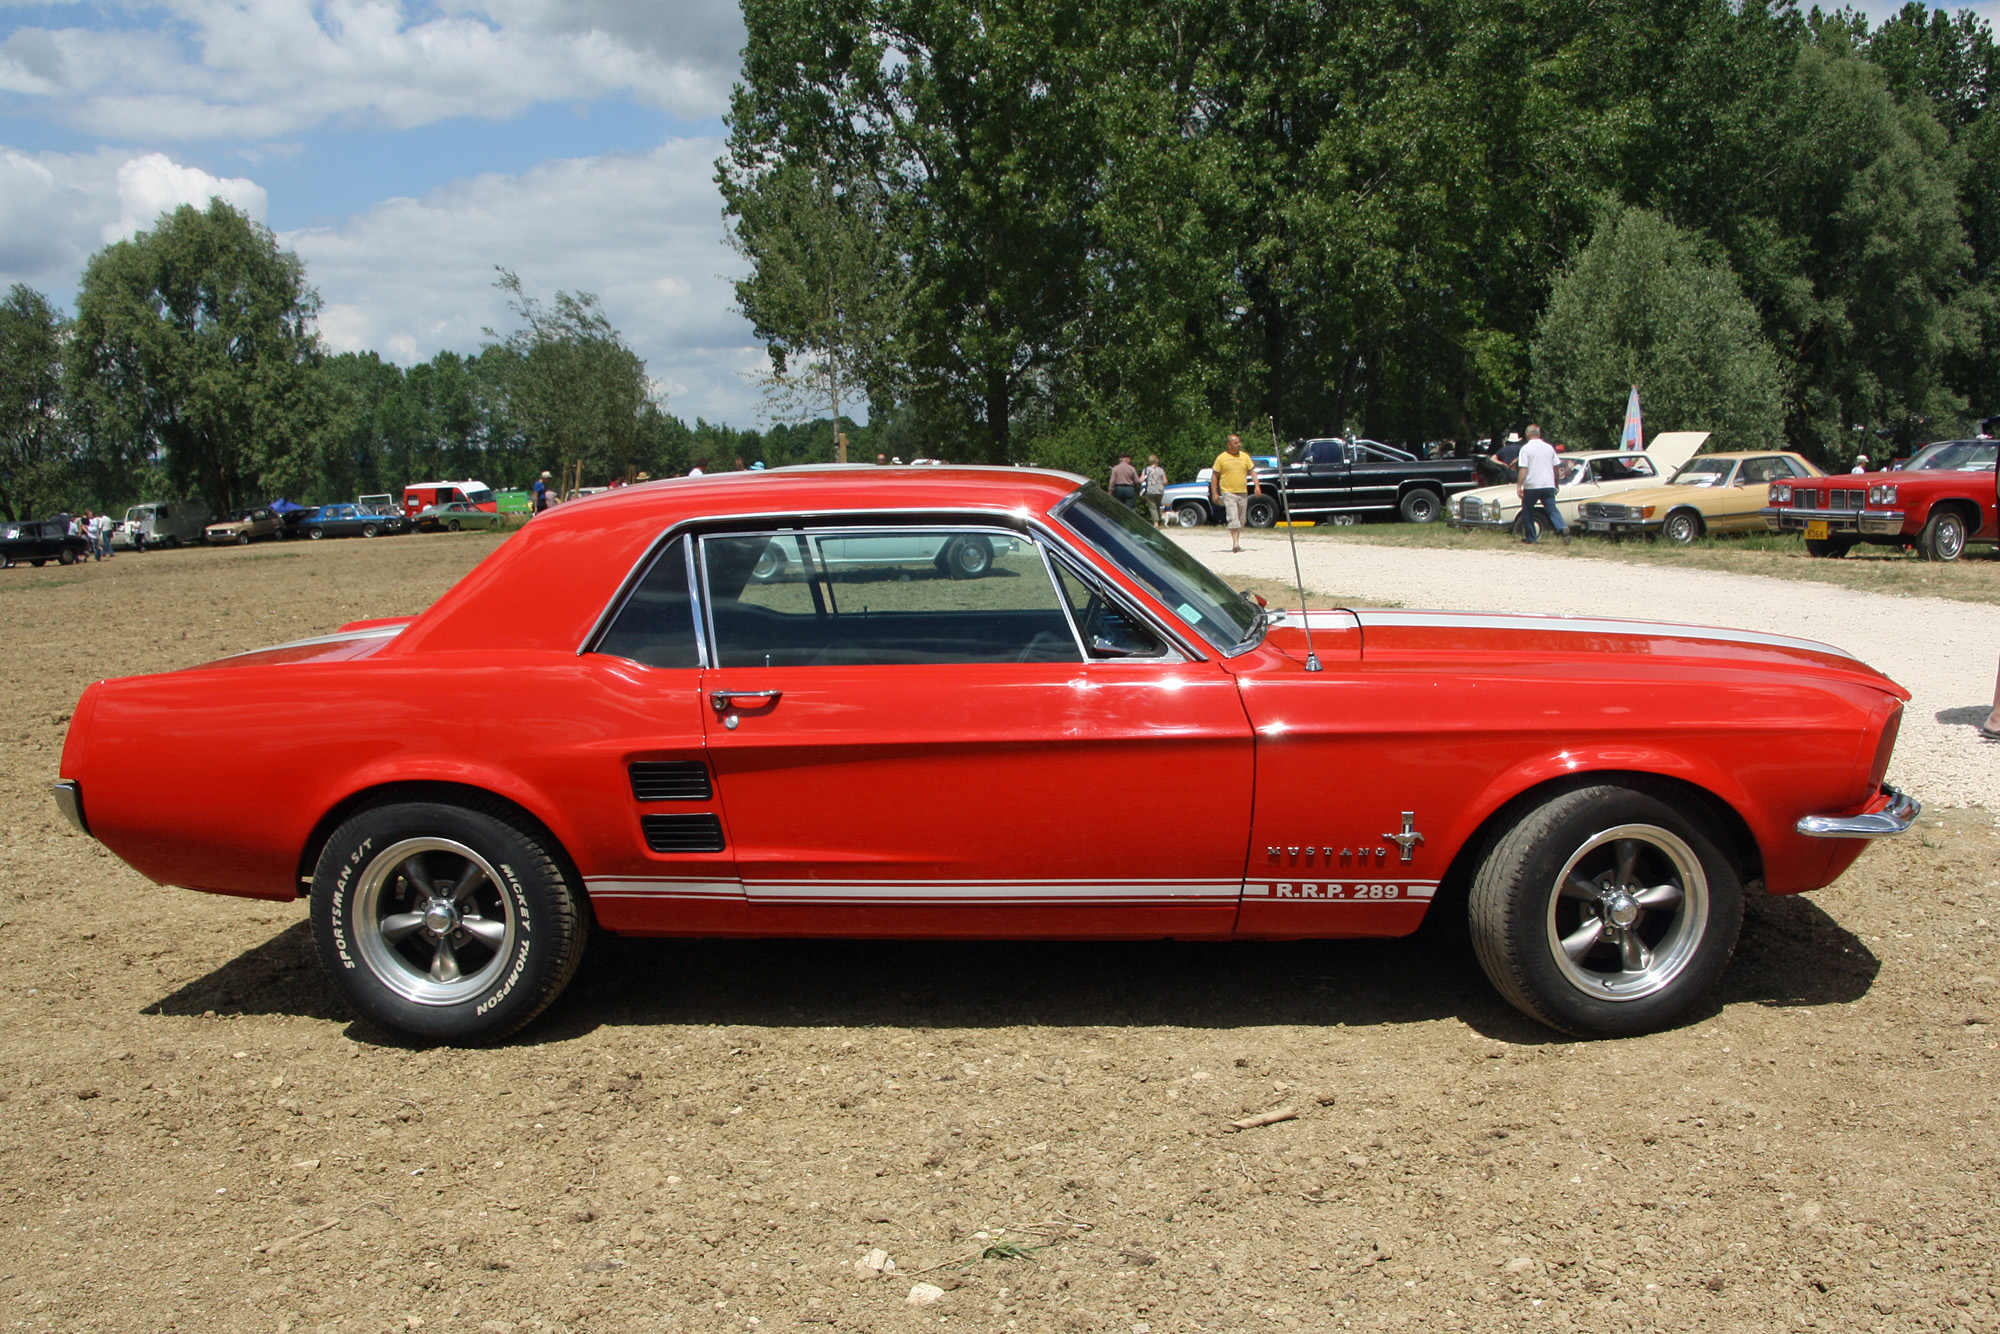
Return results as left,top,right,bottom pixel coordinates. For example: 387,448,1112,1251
1425,768,1763,932
295,780,589,911
1931,496,1984,534
1663,505,1706,535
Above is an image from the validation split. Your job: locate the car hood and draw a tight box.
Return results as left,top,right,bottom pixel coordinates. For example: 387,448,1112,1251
1586,479,1748,510
1260,607,1906,696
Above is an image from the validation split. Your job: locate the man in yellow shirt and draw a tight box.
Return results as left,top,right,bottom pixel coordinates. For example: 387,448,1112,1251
1208,433,1264,552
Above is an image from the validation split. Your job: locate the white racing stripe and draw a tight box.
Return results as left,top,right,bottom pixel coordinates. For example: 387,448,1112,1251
586,877,1431,906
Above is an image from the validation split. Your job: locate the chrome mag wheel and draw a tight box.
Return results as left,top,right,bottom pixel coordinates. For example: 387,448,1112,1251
351,837,518,1006
1546,823,1708,1001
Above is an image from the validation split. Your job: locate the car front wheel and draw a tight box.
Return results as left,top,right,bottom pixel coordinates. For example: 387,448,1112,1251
1660,510,1703,545
310,801,589,1043
447,520,461,532
1245,496,1278,528
306,526,324,540
361,523,379,538
1174,501,1208,528
1468,783,1743,1037
1919,509,1968,562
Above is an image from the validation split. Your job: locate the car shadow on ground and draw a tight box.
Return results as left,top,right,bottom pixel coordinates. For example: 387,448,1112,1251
143,892,1879,1047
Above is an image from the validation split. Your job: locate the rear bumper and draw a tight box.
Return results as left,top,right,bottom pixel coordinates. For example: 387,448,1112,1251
1796,784,1920,839
51,780,88,837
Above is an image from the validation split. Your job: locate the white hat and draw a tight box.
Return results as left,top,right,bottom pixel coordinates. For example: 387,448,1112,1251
1856,454,1869,462
540,470,551,478
1505,432,1522,443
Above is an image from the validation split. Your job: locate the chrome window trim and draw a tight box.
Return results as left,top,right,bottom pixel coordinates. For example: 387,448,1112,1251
696,520,1058,667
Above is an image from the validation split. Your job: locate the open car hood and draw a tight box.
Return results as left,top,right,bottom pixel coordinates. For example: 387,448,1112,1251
1644,431,1710,473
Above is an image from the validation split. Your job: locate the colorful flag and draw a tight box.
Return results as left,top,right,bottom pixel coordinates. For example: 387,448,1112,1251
1620,386,1644,451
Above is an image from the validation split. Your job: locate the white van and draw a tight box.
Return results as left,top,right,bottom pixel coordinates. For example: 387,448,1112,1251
115,500,214,550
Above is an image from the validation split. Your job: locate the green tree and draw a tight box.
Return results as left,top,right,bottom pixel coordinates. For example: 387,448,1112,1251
1532,207,1786,452
0,284,71,521
724,160,903,460
488,271,653,485
67,200,325,516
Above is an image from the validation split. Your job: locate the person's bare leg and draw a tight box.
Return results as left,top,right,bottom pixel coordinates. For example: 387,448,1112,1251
1984,655,2000,736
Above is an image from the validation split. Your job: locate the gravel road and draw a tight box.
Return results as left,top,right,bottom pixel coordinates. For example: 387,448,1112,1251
1176,529,2000,808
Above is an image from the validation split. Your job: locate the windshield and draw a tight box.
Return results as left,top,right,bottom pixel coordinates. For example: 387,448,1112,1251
1907,439,1998,471
1669,457,1734,486
1055,485,1262,653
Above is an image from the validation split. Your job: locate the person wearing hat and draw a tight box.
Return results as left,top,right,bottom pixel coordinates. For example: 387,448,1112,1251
1851,454,1870,474
1108,452,1141,509
532,471,552,513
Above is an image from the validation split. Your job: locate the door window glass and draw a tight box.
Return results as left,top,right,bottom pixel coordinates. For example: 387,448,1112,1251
702,529,1080,667
1741,457,1791,485
595,536,701,669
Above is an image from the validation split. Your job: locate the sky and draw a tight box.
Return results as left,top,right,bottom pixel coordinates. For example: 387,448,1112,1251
0,1,1986,429
0,0,767,424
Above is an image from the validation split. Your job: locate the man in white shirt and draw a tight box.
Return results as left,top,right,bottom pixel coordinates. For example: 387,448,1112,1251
1514,425,1570,547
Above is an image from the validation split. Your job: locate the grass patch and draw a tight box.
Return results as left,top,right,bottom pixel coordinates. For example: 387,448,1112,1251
1274,521,2000,606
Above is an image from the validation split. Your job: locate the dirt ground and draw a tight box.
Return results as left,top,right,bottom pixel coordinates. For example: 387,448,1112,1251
3,535,1997,1334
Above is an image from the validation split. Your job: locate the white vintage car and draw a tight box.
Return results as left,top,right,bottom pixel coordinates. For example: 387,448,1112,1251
1448,432,1709,534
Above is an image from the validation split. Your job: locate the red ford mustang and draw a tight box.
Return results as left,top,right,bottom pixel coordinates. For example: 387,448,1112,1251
52,468,1917,1042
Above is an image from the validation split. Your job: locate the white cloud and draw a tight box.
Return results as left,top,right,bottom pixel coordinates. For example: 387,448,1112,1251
0,0,745,141
288,137,766,423
0,146,273,287
105,152,266,242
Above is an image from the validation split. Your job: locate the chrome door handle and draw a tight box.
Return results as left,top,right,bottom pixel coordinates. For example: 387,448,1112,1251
710,689,782,714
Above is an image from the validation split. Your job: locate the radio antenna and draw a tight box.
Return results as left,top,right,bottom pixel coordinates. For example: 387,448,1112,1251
1267,415,1321,672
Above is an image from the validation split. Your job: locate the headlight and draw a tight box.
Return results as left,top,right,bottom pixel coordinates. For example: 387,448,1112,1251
1770,483,1792,504
1868,484,1897,505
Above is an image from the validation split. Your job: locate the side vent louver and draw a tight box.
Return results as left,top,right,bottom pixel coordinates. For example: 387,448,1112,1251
641,814,726,854
629,761,713,802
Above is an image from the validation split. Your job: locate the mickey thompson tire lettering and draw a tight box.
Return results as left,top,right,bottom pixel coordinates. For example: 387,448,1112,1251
308,801,588,1044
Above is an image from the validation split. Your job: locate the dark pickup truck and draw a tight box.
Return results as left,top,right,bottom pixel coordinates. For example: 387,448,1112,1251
1251,437,1480,525
1,518,90,568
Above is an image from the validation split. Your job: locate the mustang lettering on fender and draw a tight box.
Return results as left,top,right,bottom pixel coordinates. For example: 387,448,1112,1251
51,467,1919,1043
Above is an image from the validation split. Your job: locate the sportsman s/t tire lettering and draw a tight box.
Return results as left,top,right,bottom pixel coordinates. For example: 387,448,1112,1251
1468,784,1744,1038
309,800,589,1043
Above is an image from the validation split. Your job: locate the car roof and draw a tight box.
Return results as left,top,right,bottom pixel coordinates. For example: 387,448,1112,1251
392,467,1090,658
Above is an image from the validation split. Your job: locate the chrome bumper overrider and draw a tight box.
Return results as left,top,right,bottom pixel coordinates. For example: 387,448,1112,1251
51,780,88,837
1797,784,1920,839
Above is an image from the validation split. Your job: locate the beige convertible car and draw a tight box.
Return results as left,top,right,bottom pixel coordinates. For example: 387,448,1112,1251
1578,451,1825,544
1449,432,1708,534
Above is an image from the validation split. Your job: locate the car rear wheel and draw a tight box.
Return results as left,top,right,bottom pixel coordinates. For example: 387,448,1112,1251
750,542,789,582
1174,501,1208,528
306,526,324,540
1919,509,1968,562
1468,783,1743,1038
310,801,589,1043
1661,510,1704,545
940,535,993,578
1804,537,1853,558
447,520,461,532
1399,488,1443,524
57,548,76,565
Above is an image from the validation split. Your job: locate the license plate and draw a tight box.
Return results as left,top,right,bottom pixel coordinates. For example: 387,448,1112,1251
1804,520,1829,540
1587,521,1611,532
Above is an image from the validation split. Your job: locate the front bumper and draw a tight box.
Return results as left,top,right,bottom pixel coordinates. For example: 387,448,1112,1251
1857,511,1907,536
1578,516,1654,536
1762,506,1863,535
1796,783,1920,839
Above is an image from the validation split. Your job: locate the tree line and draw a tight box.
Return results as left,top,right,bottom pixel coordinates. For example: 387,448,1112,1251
724,0,2000,480
0,200,861,523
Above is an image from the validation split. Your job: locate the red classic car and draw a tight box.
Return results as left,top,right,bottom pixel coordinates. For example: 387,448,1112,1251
1761,437,1999,560
52,468,1918,1043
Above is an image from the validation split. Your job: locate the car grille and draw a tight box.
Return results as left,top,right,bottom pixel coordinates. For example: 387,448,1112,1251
1457,496,1483,522
1793,488,1863,511
1583,503,1635,520
629,761,712,801
641,814,726,853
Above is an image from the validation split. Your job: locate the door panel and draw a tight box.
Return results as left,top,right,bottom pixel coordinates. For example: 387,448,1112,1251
700,662,1253,936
